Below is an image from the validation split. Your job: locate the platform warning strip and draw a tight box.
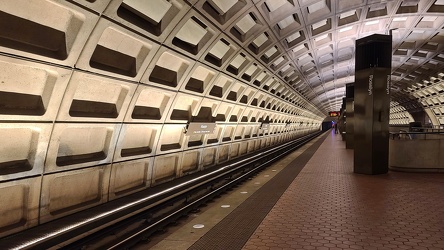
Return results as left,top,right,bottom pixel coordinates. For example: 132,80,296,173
188,132,329,250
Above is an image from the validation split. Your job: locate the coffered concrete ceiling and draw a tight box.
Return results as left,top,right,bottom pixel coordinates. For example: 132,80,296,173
197,0,444,113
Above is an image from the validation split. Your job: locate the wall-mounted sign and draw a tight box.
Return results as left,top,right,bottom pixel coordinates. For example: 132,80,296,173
185,122,216,135
329,111,340,117
259,122,270,130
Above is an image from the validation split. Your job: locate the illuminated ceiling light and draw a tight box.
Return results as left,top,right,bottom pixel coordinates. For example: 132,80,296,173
299,53,311,61
370,3,386,11
286,32,301,43
312,19,327,30
401,0,419,6
365,20,380,25
315,33,328,41
393,17,408,22
422,16,438,21
339,26,353,32
292,44,306,52
340,10,355,19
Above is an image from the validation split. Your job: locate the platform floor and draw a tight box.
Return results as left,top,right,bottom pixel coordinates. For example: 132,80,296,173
141,131,444,250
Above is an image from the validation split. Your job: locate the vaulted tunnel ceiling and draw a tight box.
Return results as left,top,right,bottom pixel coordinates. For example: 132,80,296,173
196,0,444,114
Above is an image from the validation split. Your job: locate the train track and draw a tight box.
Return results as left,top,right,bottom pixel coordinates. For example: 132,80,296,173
1,131,324,250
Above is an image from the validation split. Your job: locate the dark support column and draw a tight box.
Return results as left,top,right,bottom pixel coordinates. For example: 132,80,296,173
339,98,346,141
345,83,354,149
354,34,391,175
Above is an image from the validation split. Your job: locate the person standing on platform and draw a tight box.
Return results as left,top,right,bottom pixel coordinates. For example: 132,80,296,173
334,122,338,134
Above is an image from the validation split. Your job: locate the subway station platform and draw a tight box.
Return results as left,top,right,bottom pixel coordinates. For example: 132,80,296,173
139,131,444,250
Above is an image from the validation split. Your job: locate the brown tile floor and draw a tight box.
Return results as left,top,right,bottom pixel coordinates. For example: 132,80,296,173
243,131,444,250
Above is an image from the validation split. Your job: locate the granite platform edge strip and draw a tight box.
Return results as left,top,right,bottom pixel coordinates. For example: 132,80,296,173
188,132,330,250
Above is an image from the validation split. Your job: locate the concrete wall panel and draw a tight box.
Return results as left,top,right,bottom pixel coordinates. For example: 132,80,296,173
0,56,72,121
217,144,230,163
56,71,137,122
181,149,202,175
40,165,111,223
0,123,52,181
45,123,121,173
76,17,159,81
0,0,98,67
215,102,234,122
103,0,190,43
163,9,219,58
165,93,202,123
206,125,223,145
180,63,218,96
124,85,176,123
202,146,217,168
238,140,248,156
230,142,240,159
108,157,153,200
0,176,41,238
152,153,182,185
156,124,186,154
114,124,162,162
141,47,195,91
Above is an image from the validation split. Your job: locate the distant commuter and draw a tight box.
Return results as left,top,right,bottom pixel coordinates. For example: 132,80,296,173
334,123,338,134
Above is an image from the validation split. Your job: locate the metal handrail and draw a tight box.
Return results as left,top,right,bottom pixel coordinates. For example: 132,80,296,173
390,130,444,140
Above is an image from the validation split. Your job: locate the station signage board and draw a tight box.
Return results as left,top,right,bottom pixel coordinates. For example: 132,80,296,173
185,122,216,135
259,122,270,130
329,111,340,117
